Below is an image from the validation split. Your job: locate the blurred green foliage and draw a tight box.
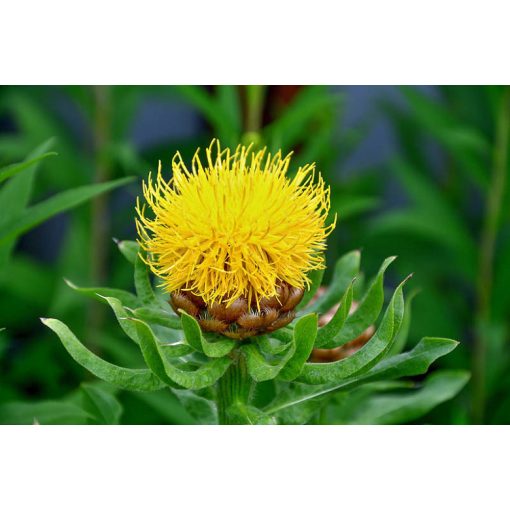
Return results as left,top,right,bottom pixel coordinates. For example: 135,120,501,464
0,85,507,424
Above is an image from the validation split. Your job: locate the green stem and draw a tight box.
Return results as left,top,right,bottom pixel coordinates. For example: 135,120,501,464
87,85,112,349
216,352,253,424
245,85,266,133
473,86,510,423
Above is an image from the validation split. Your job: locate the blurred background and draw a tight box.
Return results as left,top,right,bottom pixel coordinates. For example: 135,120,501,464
0,85,509,424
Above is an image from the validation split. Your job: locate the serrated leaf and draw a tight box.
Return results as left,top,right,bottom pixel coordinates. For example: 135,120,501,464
279,314,318,381
306,250,360,314
299,278,406,384
42,318,165,392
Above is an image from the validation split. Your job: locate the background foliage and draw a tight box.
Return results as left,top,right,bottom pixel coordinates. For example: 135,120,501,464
0,85,508,424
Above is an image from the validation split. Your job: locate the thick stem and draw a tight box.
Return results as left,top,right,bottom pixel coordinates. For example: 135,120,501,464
216,352,254,424
473,86,510,423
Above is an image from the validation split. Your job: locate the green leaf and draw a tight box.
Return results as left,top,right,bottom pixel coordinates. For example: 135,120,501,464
297,268,325,311
64,278,139,308
0,176,134,245
299,278,406,384
0,151,57,184
279,314,318,381
265,337,459,419
0,139,55,266
227,403,277,425
80,383,122,424
241,342,295,382
306,250,360,314
132,319,182,388
42,318,165,391
174,389,217,425
315,283,354,348
100,296,138,344
334,256,396,346
133,306,181,329
134,319,232,390
116,239,139,265
180,311,235,357
331,370,470,424
388,288,418,355
134,250,158,305
265,86,341,150
361,337,460,382
0,400,94,425
159,342,194,358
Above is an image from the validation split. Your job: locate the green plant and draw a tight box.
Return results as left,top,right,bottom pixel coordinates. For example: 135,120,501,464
370,85,510,423
38,243,468,424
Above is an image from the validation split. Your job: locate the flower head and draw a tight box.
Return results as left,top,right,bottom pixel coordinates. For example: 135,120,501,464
136,140,335,309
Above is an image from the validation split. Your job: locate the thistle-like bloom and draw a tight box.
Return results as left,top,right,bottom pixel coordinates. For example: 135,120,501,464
136,140,335,337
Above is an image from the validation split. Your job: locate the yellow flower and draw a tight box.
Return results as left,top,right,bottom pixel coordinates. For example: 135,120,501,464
136,140,336,309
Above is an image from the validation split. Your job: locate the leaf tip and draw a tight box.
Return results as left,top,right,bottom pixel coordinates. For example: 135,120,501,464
63,278,77,289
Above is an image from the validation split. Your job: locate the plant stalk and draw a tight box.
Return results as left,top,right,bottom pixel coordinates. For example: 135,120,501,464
245,85,266,133
216,352,253,424
473,86,510,423
88,85,112,348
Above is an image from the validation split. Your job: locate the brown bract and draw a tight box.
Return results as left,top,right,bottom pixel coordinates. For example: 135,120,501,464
170,282,304,340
